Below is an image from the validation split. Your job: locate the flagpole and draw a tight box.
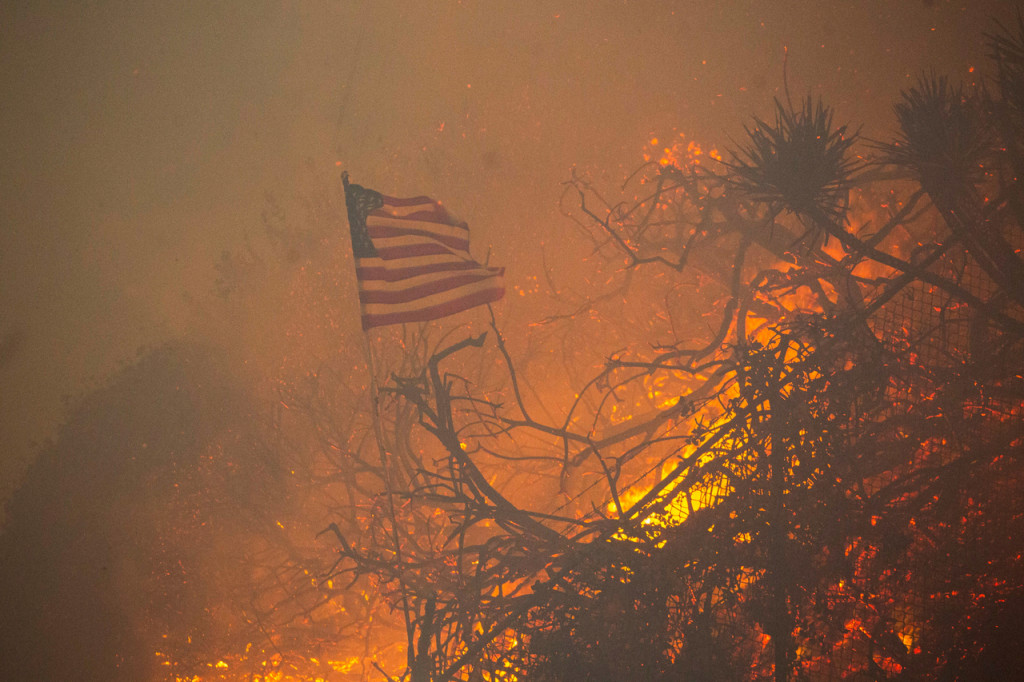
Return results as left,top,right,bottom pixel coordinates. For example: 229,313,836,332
341,170,419,674
359,329,420,679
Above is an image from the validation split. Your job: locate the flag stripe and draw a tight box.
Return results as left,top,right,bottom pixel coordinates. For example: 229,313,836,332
373,241,459,260
369,209,468,230
367,224,470,252
379,194,437,208
356,256,483,282
358,262,500,291
369,210,468,230
362,278,502,316
361,273,502,313
376,196,466,224
361,281,505,329
358,269,504,305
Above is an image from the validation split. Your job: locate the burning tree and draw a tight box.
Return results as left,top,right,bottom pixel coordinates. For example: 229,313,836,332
312,16,1024,682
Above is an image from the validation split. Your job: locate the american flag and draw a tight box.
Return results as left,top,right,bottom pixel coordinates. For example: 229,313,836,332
343,176,505,330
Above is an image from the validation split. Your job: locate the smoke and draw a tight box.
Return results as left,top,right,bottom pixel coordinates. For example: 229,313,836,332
0,1,1010,494
0,1,1016,677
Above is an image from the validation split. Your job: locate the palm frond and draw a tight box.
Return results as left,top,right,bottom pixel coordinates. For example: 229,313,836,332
985,11,1024,70
881,74,990,193
986,11,1024,140
727,96,859,224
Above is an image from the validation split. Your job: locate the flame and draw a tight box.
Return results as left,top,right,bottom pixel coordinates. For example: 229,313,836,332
164,126,1019,681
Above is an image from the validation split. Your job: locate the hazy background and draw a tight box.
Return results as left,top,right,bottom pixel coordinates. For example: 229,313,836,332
0,0,1013,510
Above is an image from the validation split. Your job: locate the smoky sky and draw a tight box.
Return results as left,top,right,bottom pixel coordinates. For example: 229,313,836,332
0,0,1013,508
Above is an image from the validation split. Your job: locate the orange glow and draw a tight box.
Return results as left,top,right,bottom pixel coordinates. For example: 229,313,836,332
641,132,722,168
142,98,1024,679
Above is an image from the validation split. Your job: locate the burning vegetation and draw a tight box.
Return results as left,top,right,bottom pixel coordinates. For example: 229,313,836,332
3,14,1024,682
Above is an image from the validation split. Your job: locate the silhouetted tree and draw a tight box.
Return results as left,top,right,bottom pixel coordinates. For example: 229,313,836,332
318,15,1024,682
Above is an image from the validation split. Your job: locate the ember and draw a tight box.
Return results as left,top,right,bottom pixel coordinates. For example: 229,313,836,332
1,5,1021,682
